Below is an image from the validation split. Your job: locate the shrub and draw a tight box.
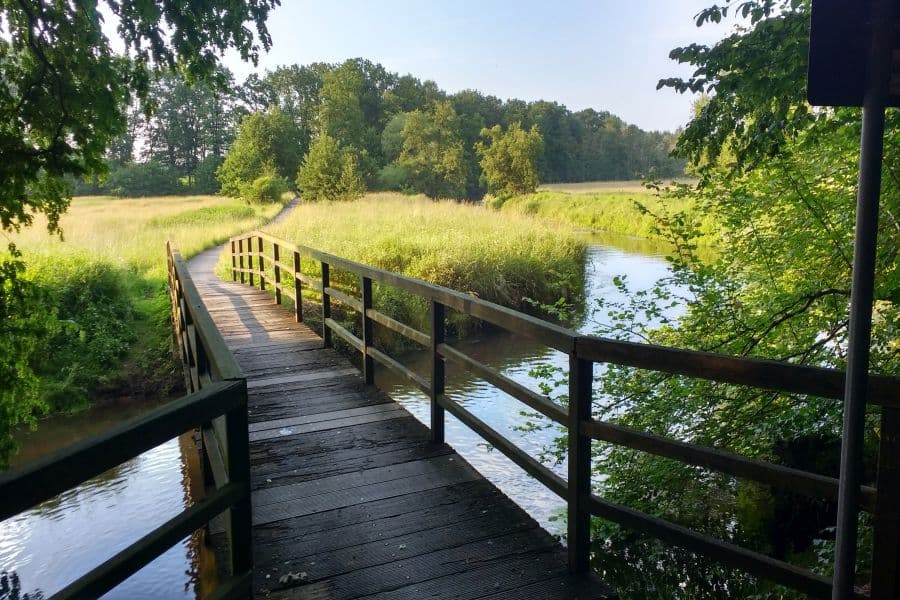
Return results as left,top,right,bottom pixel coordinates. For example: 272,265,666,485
240,172,290,204
105,161,183,197
24,254,136,412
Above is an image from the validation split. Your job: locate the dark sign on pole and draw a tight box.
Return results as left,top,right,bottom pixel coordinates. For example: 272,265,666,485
807,0,900,106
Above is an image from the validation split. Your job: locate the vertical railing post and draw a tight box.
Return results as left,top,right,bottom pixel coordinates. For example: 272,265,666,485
361,276,375,384
230,240,237,281
273,243,282,305
257,236,266,291
567,353,592,574
293,251,303,323
238,239,245,284
321,261,332,347
225,379,253,579
430,301,446,444
871,407,900,598
247,238,255,287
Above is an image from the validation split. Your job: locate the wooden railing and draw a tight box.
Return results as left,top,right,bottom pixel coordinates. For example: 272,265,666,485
229,230,900,599
0,243,252,600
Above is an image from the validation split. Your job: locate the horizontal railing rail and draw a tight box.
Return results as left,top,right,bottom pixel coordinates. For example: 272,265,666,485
229,229,900,599
0,243,253,600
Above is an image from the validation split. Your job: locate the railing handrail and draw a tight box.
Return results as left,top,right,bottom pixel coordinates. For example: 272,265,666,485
230,229,899,599
230,230,898,406
0,243,253,600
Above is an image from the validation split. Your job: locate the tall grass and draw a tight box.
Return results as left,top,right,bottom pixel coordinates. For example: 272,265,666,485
498,189,719,247
242,193,587,344
13,195,285,280
8,195,286,407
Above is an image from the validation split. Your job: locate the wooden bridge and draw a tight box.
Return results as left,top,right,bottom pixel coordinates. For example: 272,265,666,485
1,229,900,599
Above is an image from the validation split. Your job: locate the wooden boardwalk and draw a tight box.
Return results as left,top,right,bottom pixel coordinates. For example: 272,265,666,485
188,247,613,599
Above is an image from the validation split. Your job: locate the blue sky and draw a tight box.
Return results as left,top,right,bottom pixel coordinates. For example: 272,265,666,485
222,1,731,132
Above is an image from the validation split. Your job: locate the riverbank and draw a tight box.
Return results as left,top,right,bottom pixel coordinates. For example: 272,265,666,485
251,193,587,341
3,194,287,466
494,187,719,248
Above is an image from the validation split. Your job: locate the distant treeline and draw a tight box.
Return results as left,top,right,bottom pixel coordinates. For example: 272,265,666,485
76,59,685,198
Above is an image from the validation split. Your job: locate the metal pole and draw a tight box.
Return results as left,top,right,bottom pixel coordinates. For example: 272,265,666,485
832,1,892,596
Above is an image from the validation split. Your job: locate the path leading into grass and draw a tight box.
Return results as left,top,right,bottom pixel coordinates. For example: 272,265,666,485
186,201,614,599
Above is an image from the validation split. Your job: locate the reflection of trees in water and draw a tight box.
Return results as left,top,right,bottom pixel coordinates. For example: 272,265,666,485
177,433,219,599
21,461,133,521
0,571,44,600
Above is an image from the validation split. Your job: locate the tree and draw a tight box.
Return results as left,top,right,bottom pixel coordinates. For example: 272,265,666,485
397,102,468,199
476,122,543,198
0,0,277,468
536,1,898,594
296,134,366,202
217,108,301,198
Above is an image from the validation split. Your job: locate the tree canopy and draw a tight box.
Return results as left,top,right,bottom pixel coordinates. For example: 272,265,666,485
476,122,544,198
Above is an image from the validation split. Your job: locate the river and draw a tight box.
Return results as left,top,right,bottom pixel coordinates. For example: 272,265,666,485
375,232,685,535
0,232,680,597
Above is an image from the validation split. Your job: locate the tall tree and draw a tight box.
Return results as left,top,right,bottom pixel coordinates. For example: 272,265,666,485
397,101,468,199
476,122,544,198
217,108,301,197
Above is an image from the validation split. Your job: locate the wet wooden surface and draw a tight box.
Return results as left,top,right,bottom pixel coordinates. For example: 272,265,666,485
189,247,614,599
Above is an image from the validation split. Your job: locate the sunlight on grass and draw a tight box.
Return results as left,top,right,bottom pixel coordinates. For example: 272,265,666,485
10,195,285,279
500,189,718,246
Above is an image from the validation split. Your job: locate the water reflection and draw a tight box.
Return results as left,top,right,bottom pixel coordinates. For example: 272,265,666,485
1,401,217,599
377,237,686,536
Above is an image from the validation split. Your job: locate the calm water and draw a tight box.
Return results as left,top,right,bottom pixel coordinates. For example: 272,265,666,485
0,233,679,597
0,399,218,599
375,233,685,535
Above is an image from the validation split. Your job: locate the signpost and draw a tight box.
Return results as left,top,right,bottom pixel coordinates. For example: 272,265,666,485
807,1,896,597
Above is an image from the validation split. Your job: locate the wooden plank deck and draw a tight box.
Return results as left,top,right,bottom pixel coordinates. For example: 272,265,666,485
188,247,614,600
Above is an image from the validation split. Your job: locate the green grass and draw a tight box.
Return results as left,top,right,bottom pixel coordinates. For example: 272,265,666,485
8,194,287,407
226,193,587,345
497,188,719,247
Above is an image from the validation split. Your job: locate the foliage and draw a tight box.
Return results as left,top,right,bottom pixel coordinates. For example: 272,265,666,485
256,193,586,345
396,102,468,199
296,134,367,201
2,195,284,466
658,0,813,178
525,1,898,595
217,108,301,197
104,161,183,197
239,172,290,204
192,155,224,194
498,190,719,247
0,0,277,468
476,122,544,198
0,0,277,241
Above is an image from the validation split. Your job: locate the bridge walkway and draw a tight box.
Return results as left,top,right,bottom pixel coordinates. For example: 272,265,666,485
187,248,612,600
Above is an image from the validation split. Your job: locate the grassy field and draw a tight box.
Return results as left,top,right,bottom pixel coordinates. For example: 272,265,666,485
498,185,718,247
8,195,286,413
233,193,587,345
539,179,695,194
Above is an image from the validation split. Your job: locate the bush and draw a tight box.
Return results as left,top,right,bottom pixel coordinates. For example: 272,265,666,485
24,254,136,412
240,173,290,204
376,163,414,191
105,161,183,197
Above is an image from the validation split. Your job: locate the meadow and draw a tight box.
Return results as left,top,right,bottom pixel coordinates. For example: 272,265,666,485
497,185,719,247
231,193,588,345
8,195,286,414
